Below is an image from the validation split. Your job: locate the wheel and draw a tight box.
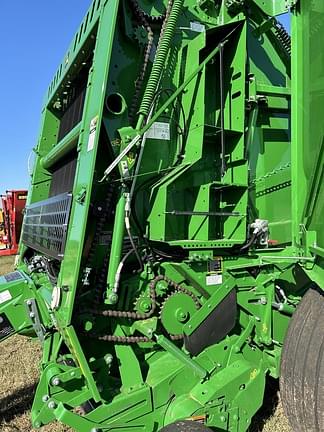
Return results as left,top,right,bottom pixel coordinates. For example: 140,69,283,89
280,288,324,431
160,420,213,432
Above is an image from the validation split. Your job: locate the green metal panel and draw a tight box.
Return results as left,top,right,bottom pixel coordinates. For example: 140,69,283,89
292,0,324,253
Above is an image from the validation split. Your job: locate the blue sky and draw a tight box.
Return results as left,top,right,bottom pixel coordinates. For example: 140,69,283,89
0,3,290,193
0,0,91,193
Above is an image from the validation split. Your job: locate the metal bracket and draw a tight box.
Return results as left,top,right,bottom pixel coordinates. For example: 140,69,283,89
25,299,46,343
286,0,298,8
252,0,298,15
226,0,244,13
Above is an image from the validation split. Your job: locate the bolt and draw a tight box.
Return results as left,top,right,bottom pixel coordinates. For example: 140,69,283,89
29,312,35,319
42,395,49,403
220,416,226,422
233,414,239,421
260,296,267,305
51,377,61,386
108,293,118,304
176,308,188,322
34,422,41,428
141,301,151,312
27,300,32,306
104,354,113,365
48,401,57,409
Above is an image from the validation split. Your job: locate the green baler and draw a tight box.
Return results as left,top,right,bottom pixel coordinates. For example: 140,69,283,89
0,1,323,431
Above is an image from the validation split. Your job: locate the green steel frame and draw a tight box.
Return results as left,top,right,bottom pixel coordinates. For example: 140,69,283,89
0,0,323,431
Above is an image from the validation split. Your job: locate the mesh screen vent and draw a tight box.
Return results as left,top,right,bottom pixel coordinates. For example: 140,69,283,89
22,193,72,260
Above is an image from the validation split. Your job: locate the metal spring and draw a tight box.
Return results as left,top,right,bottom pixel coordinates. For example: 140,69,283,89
274,21,291,56
138,0,184,118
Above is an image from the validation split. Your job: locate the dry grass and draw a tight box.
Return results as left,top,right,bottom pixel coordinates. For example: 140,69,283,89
0,256,291,432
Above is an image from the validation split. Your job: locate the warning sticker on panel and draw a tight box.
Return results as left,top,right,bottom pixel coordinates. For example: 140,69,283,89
87,116,98,152
146,122,170,140
0,314,15,341
0,290,12,305
206,274,223,286
190,21,205,33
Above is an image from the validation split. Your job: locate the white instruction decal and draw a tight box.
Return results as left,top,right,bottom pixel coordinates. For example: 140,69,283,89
0,290,12,305
206,274,223,286
190,21,205,33
87,116,98,152
146,122,170,140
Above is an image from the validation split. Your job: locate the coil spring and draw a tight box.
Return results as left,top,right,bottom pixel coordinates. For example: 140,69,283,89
138,0,184,118
274,21,291,56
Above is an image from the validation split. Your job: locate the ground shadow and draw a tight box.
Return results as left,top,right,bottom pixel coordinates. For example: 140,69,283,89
249,378,280,432
0,383,36,423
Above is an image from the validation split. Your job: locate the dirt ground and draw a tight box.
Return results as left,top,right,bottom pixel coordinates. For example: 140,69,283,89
0,256,291,432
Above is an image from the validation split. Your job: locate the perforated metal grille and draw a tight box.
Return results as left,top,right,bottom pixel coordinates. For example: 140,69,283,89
22,193,72,260
4,272,23,282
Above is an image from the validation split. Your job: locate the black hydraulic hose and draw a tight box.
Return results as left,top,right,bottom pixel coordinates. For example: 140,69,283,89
239,233,257,253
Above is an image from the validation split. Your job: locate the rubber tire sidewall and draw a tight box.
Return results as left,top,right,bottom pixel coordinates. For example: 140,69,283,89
280,288,324,432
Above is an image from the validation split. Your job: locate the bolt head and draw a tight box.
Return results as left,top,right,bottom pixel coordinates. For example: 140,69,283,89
48,401,57,409
42,395,49,403
29,312,35,319
108,293,118,304
105,354,113,365
51,377,61,386
260,296,267,305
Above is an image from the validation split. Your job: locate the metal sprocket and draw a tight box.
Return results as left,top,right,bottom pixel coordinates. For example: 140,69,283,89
134,26,149,46
160,291,198,335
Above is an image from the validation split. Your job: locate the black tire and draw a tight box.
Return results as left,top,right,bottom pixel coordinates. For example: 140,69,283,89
280,288,324,431
160,420,213,432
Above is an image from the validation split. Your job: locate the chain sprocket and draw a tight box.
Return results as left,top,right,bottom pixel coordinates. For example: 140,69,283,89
160,290,199,336
134,26,150,46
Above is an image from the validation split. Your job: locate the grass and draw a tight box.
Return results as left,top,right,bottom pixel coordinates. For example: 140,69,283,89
0,256,291,432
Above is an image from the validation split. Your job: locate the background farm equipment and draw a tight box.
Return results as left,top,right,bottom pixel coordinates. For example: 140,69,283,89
0,190,27,256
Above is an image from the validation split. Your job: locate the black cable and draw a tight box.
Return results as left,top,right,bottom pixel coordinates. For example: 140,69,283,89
239,233,257,253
